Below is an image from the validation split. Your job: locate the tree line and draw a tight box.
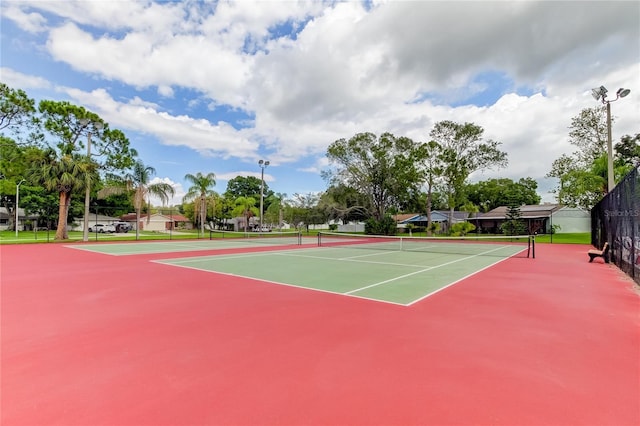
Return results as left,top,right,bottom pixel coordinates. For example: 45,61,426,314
546,106,639,210
2,82,636,239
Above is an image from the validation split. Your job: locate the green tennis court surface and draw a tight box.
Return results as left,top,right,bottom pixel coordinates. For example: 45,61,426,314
66,235,306,255
155,242,528,305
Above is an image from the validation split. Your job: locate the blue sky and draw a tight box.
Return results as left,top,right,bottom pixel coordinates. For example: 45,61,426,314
1,1,638,206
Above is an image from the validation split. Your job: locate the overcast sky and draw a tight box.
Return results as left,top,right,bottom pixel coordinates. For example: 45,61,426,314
1,0,638,206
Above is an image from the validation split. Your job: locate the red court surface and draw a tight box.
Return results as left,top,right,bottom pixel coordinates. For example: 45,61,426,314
2,242,639,425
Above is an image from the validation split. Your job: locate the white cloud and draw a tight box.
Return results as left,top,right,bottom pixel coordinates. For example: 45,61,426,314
60,87,260,159
148,177,184,207
1,4,47,33
3,0,639,203
0,67,51,89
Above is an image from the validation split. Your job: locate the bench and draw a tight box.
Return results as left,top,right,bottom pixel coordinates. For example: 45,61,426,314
588,242,609,263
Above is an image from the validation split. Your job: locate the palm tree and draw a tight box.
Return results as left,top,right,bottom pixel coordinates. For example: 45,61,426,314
102,160,175,239
30,148,96,240
273,192,287,230
127,161,174,238
232,196,258,232
183,172,216,236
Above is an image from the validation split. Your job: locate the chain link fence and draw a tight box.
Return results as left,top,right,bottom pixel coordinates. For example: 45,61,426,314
591,165,640,285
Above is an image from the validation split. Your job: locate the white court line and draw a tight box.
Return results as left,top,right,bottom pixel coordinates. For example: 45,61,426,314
152,257,408,307
339,250,402,260
66,239,292,256
405,254,517,306
345,245,511,294
152,248,305,264
274,251,426,268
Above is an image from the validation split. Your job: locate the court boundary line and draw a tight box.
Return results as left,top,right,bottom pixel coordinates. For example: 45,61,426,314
273,251,428,268
65,240,234,256
65,239,303,256
152,258,408,306
405,254,516,306
345,244,512,295
153,244,523,306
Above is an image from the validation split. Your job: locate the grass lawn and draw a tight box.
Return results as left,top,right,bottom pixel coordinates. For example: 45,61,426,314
0,229,592,245
0,229,209,244
534,233,591,244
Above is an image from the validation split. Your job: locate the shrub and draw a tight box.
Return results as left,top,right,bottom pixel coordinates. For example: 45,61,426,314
365,216,396,235
450,222,476,236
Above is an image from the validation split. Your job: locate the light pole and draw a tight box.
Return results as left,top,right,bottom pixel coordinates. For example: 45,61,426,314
15,179,25,238
79,119,104,242
258,159,270,233
591,86,631,192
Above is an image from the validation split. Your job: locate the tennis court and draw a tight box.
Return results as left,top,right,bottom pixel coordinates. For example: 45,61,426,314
66,230,306,255
154,234,534,305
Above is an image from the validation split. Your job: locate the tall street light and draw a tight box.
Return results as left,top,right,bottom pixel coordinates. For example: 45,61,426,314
15,179,25,238
258,159,270,233
591,85,631,192
79,119,104,242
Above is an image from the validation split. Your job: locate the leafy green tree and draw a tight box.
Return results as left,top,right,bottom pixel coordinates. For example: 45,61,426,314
557,165,606,210
615,133,640,169
416,140,445,234
546,108,634,209
317,185,369,224
95,192,135,218
0,83,41,144
0,83,35,129
214,195,235,229
567,106,608,165
465,178,541,211
364,215,396,235
183,172,217,236
226,175,271,198
36,100,136,237
324,132,422,221
265,192,289,229
429,121,508,225
20,185,59,230
39,101,135,169
0,137,47,229
232,196,258,232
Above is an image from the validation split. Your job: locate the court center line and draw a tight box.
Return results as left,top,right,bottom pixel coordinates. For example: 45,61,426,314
338,250,402,260
274,251,424,268
345,245,511,294
405,255,515,306
153,260,409,307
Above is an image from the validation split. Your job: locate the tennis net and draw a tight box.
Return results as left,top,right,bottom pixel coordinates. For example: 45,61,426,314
209,229,302,245
317,232,535,258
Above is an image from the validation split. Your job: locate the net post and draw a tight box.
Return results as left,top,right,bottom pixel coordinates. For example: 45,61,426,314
531,234,535,259
317,232,321,247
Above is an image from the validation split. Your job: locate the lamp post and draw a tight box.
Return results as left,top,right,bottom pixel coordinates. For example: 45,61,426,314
591,86,631,192
79,119,104,242
15,179,25,238
258,159,270,233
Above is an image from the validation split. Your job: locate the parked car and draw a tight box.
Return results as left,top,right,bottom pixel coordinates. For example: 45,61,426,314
88,223,116,233
252,226,271,232
113,221,131,233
